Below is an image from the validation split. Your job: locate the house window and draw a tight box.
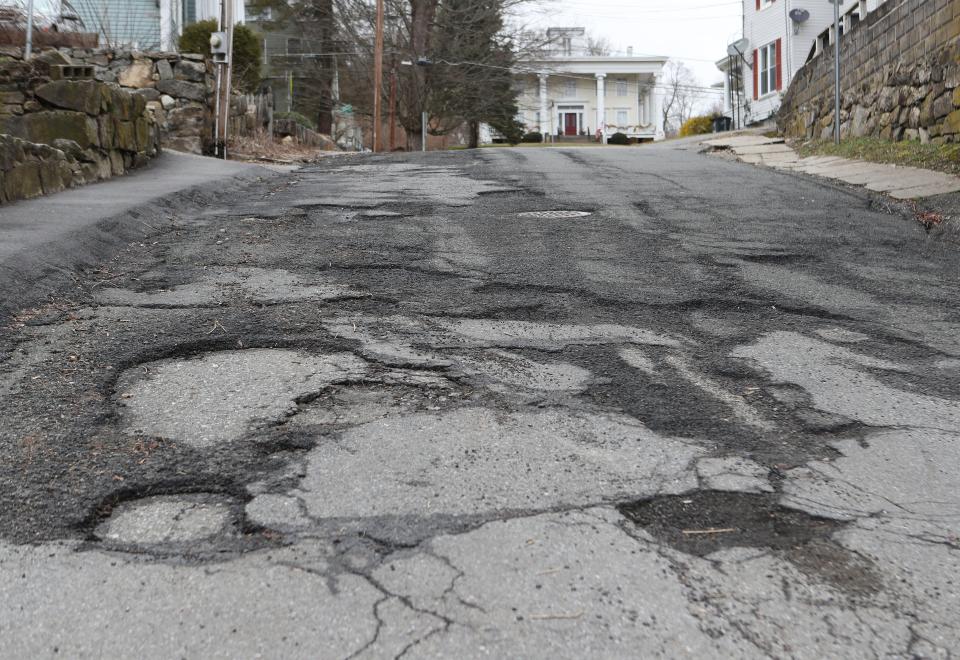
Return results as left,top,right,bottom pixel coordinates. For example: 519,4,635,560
758,41,777,96
758,0,775,9
563,79,576,97
287,38,303,55
615,79,627,96
616,109,628,125
183,0,197,25
561,37,572,55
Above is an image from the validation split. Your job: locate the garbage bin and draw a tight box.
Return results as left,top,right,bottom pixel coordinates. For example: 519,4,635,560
712,116,732,133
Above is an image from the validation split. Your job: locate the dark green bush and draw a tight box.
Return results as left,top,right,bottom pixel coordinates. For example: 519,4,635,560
607,132,630,145
521,131,543,143
492,118,525,145
178,20,263,93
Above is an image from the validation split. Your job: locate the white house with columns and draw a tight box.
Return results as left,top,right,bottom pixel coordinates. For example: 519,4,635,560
516,28,667,143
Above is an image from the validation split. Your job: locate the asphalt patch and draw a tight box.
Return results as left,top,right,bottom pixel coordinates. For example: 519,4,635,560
618,490,845,556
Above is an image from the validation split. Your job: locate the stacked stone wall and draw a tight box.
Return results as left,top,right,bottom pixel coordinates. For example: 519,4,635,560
2,47,271,155
59,48,218,154
778,0,960,144
0,53,161,204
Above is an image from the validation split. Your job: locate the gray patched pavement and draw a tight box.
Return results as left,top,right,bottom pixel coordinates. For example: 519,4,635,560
1,146,960,657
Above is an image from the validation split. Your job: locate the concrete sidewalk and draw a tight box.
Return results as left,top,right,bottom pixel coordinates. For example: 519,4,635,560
702,134,960,200
0,150,279,318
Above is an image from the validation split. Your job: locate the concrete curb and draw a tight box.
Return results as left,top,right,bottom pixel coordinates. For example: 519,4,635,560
0,152,282,322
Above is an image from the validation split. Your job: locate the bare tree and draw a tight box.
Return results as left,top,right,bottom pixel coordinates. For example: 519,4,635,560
332,0,540,149
584,34,611,56
660,59,700,136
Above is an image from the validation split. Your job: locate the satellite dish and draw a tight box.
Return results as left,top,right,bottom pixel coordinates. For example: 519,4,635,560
726,38,749,57
789,8,810,23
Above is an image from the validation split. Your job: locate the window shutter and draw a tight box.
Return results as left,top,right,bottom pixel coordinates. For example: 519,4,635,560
753,49,759,99
776,38,783,90
756,0,761,9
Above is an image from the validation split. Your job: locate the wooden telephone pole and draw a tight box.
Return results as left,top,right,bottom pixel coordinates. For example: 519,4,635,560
215,0,234,158
372,0,384,152
388,65,397,151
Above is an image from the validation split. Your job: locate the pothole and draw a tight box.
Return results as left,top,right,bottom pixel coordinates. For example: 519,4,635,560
619,491,845,557
94,493,238,547
95,267,365,308
454,349,592,392
294,407,703,532
517,210,592,219
117,349,369,448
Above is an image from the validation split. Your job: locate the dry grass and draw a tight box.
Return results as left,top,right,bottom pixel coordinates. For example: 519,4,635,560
228,129,339,164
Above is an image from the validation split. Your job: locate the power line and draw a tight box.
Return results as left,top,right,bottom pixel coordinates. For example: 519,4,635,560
550,0,741,10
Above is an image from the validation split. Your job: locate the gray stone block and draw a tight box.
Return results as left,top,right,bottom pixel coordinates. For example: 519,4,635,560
34,80,101,115
174,60,206,83
156,58,173,80
156,79,206,103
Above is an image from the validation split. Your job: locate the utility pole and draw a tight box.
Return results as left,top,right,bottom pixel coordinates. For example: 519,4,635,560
372,0,384,152
24,0,34,60
214,0,234,159
223,10,235,158
388,65,397,151
832,0,841,144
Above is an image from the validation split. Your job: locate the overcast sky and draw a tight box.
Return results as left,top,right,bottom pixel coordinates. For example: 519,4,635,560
517,0,744,92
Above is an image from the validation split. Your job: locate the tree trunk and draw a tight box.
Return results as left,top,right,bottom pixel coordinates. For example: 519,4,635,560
315,0,335,135
468,120,479,149
405,0,439,150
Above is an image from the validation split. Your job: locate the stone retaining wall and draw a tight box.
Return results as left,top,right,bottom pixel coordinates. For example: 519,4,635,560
2,47,271,155
0,54,161,204
778,0,960,144
0,133,76,203
62,48,219,154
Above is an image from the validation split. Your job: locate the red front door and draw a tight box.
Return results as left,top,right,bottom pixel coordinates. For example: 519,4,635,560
564,113,578,136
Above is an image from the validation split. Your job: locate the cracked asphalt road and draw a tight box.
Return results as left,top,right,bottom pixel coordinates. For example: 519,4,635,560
2,141,960,658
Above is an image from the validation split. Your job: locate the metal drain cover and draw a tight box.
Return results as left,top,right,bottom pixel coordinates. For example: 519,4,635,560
517,210,592,219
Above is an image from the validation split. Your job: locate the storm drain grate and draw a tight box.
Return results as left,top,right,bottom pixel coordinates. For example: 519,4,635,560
517,210,592,219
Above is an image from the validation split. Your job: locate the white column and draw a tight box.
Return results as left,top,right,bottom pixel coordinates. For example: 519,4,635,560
643,87,653,125
652,72,665,140
595,73,606,141
647,88,655,129
635,75,642,131
538,73,549,143
159,0,173,51
723,73,731,116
